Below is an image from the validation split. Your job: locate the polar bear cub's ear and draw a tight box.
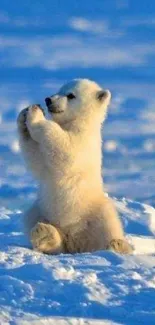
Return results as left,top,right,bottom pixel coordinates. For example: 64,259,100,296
96,89,111,102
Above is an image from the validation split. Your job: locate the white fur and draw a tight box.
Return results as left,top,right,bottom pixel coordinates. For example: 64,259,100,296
17,79,132,254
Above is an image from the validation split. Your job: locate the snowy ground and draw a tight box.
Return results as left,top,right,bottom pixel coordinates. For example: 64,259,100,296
1,202,155,324
1,0,155,324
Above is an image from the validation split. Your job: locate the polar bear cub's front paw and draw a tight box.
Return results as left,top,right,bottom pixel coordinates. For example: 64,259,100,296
17,107,29,136
26,104,45,126
31,222,64,254
17,104,45,137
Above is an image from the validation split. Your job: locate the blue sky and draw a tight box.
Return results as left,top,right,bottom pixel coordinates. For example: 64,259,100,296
1,0,155,112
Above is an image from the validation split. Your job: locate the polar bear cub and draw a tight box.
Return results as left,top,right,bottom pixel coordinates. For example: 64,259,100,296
17,79,132,254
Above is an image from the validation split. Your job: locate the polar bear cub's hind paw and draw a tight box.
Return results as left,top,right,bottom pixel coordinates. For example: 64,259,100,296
106,239,133,254
31,222,64,254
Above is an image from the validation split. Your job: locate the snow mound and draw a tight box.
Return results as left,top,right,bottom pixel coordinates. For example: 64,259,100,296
0,198,155,324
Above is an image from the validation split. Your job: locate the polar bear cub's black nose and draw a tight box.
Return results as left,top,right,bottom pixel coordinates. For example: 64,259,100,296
45,97,52,106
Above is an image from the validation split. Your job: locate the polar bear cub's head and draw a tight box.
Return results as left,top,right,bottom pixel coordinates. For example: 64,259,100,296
45,79,111,125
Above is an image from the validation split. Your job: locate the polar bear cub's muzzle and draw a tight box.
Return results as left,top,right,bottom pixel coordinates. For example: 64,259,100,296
45,95,65,114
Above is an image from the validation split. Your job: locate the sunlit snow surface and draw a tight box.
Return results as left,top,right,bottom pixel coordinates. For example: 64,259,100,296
1,0,155,324
1,203,155,324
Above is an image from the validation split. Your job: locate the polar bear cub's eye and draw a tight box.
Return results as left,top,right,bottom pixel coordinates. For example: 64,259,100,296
67,93,76,100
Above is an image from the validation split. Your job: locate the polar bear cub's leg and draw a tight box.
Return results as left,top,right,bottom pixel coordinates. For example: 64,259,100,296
66,195,133,254
24,203,64,254
100,196,133,254
106,238,133,254
31,222,64,254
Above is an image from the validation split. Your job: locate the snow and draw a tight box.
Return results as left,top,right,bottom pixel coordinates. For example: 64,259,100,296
1,200,155,324
1,0,155,324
